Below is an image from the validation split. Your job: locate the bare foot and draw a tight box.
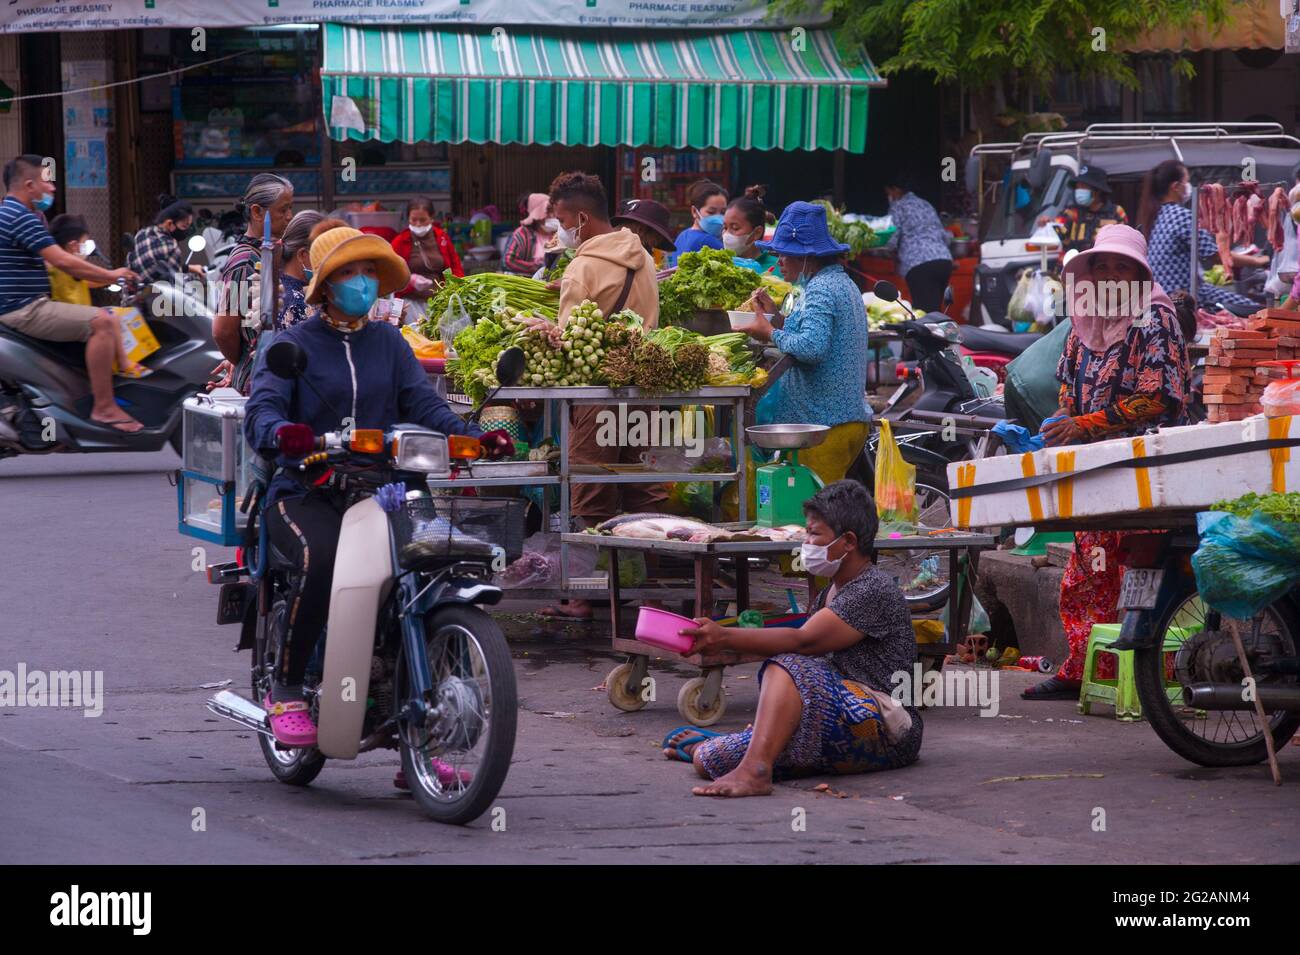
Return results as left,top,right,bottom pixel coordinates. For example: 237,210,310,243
538,600,593,621
692,762,773,798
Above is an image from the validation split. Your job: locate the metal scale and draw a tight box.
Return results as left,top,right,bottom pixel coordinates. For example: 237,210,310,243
747,424,830,527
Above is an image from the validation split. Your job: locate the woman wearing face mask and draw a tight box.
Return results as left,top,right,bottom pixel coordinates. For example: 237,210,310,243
721,185,779,274
1023,223,1191,702
273,212,339,331
126,194,203,306
243,226,512,748
503,193,559,275
734,201,872,491
664,480,922,797
672,180,727,260
391,197,463,311
1139,159,1265,314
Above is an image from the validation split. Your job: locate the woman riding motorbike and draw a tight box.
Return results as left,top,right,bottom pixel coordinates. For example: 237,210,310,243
242,226,512,747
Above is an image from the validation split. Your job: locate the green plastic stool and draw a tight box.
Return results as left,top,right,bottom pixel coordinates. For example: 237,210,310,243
1079,622,1200,720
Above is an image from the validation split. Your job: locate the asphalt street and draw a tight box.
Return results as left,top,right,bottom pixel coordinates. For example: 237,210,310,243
2,450,1298,864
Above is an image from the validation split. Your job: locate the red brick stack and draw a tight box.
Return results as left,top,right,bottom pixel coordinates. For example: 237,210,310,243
1203,309,1300,423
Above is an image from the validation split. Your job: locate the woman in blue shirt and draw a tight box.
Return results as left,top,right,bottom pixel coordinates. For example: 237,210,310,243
736,201,872,486
672,180,727,259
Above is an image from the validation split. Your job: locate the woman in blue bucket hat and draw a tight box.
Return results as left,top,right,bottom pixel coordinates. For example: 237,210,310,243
733,200,872,491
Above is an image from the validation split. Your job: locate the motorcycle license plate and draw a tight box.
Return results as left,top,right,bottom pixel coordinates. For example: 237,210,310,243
1118,568,1163,610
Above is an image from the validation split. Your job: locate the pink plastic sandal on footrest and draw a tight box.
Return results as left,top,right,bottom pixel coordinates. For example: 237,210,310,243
264,695,318,748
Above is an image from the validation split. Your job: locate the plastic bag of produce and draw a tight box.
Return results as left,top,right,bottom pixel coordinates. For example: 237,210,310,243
873,420,916,523
1261,378,1300,417
1191,510,1300,618
438,293,473,348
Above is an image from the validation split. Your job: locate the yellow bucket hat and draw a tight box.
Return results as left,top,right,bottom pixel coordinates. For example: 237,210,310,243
304,226,411,305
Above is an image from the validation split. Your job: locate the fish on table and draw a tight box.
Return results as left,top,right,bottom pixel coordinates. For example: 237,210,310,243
594,514,806,544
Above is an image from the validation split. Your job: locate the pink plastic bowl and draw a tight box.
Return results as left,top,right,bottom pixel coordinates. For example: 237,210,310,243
634,607,697,654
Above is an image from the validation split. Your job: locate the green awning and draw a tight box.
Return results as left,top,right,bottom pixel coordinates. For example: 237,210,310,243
321,23,884,153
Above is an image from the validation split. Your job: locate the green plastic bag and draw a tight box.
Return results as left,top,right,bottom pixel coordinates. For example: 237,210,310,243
1004,317,1072,433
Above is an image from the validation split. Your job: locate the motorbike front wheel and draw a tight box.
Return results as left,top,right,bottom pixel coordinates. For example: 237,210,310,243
398,604,517,825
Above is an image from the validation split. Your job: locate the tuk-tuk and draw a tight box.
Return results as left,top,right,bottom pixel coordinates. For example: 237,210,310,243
966,122,1300,327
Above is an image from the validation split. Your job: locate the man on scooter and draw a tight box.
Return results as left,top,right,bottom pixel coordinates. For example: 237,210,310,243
243,226,513,747
0,154,145,431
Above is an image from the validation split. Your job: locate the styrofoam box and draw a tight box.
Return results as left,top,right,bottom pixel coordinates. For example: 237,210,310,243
949,415,1300,528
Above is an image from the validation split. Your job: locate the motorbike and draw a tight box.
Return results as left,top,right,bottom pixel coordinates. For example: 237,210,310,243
1112,531,1300,766
0,268,222,459
204,340,526,825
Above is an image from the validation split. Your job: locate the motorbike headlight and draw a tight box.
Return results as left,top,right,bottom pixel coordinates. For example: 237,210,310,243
393,430,449,475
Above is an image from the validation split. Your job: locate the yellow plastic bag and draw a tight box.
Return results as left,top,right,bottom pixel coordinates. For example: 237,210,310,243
112,307,160,372
873,419,916,524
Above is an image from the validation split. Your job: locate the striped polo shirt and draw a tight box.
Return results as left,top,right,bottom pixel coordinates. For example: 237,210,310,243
0,196,55,315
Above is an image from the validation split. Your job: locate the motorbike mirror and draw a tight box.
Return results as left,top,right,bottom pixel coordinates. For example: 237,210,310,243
942,285,954,309
873,280,899,302
188,235,206,253
963,155,980,197
495,346,526,388
266,340,308,380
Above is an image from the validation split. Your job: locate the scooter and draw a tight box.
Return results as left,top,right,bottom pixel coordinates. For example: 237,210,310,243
204,341,526,825
0,256,222,458
1110,531,1300,767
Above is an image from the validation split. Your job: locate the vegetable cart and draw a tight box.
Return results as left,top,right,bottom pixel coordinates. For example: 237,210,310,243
566,527,997,725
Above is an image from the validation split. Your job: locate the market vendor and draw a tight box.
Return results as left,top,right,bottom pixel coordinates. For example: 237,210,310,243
1025,223,1191,701
673,180,727,259
502,192,558,276
883,173,953,314
611,198,675,267
663,480,922,797
1048,164,1126,256
722,185,780,275
390,197,463,319
735,200,871,486
530,170,664,620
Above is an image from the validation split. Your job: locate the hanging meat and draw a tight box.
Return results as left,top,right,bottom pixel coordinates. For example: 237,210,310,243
1247,192,1264,237
1232,194,1249,245
1266,187,1285,250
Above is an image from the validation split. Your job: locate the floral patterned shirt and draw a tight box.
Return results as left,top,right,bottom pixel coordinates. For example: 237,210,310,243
1055,304,1191,439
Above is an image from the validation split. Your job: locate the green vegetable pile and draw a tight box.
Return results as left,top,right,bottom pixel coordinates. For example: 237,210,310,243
815,201,876,257
544,249,575,283
658,248,761,327
446,313,529,403
421,270,559,336
1210,492,1300,523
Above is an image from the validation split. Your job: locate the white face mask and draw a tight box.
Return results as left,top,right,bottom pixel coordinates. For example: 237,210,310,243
1181,181,1193,202
79,239,95,258
555,213,586,249
409,224,432,238
722,231,748,252
542,217,561,234
800,534,845,578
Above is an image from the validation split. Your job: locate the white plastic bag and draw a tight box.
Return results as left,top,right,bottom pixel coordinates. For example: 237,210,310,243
438,293,473,348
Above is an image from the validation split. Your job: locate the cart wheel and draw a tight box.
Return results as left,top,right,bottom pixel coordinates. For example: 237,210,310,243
677,677,726,726
606,663,649,712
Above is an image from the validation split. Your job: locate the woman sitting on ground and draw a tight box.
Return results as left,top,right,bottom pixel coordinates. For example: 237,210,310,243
666,480,923,797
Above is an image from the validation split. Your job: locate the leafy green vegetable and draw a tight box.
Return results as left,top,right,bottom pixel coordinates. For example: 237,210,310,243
421,270,558,337
815,201,877,257
658,248,761,326
446,314,525,403
1211,492,1300,523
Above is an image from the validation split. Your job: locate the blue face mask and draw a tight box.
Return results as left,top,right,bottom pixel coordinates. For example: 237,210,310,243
329,273,378,317
33,192,54,212
1074,188,1093,207
700,214,725,238
303,268,313,283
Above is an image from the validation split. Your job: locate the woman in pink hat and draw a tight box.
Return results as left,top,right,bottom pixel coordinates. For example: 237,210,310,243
502,192,559,276
1023,223,1192,700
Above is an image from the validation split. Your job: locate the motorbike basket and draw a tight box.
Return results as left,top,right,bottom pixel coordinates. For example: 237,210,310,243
390,496,527,571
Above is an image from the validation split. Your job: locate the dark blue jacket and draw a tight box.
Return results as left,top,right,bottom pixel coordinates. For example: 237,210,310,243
244,316,479,504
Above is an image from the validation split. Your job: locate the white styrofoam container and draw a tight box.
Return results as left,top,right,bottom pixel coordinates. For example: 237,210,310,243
949,449,1056,529
951,414,1300,528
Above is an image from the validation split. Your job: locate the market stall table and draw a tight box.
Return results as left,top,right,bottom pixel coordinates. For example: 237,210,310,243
565,525,996,724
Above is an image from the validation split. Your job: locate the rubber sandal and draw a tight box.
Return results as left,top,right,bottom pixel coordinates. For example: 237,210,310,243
1020,676,1082,701
264,694,317,747
662,724,721,763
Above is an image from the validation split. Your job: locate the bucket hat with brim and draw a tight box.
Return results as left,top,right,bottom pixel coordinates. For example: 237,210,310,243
612,198,675,249
305,226,411,305
756,201,849,257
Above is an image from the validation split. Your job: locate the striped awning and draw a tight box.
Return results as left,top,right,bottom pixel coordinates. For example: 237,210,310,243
320,24,884,153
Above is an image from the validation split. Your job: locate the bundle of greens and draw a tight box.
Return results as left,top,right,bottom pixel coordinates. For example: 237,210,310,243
446,314,526,403
1211,492,1300,523
815,201,877,257
544,249,575,282
658,248,761,326
422,270,559,337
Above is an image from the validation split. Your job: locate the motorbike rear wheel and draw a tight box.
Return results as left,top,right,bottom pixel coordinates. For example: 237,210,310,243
253,601,326,786
1134,583,1300,767
398,604,517,825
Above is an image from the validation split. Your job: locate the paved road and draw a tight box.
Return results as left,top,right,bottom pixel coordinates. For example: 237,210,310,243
2,450,1299,864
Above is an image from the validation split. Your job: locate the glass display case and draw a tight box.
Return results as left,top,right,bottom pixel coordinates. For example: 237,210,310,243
178,391,253,546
